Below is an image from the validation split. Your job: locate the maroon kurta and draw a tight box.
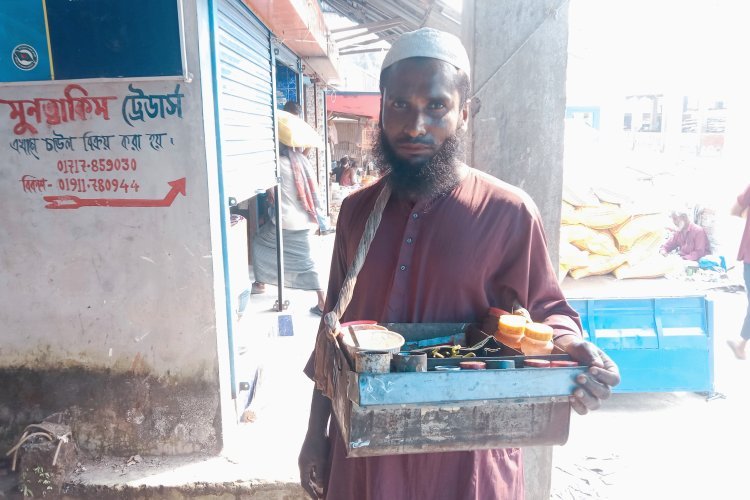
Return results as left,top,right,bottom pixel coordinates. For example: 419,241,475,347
305,168,582,500
737,185,750,263
660,222,710,261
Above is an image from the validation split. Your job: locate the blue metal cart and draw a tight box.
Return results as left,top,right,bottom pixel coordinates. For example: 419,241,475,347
567,295,715,396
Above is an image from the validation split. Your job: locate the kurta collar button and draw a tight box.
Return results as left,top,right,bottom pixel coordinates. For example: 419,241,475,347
412,213,419,219
406,237,413,244
400,265,407,271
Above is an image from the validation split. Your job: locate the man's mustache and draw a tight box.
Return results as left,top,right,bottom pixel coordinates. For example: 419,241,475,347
396,136,435,146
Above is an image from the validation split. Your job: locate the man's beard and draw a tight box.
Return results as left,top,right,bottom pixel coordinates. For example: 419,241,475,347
373,127,465,197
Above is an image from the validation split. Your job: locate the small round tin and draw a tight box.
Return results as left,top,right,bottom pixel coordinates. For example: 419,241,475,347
392,352,428,372
354,351,392,373
523,358,551,368
500,360,516,369
486,359,516,369
459,361,487,370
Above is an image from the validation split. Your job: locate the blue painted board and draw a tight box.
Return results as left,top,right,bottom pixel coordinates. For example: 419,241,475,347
45,0,183,79
606,348,712,393
351,365,585,406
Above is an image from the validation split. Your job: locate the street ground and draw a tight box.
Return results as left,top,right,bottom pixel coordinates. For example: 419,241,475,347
550,288,750,500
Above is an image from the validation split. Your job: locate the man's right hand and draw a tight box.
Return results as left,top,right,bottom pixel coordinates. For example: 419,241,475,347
298,431,330,499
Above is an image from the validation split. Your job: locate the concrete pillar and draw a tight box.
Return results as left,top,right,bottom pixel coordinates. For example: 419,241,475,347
463,2,570,499
305,82,330,211
463,0,569,269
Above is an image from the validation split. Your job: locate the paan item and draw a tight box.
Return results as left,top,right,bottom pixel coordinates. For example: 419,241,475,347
520,322,554,356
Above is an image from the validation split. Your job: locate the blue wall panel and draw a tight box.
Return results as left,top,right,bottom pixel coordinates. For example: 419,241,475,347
0,1,51,82
0,0,182,82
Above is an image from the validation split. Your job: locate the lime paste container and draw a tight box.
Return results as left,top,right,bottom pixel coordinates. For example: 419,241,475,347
392,352,428,372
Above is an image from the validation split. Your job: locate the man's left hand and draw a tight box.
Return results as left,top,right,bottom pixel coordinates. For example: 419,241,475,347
561,339,621,415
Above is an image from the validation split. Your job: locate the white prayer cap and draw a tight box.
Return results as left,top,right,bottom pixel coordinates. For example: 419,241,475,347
381,28,470,77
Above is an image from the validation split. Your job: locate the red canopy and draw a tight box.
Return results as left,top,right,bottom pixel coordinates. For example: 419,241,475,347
326,92,381,120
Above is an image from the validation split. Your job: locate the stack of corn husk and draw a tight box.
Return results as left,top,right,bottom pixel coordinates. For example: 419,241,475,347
559,184,677,280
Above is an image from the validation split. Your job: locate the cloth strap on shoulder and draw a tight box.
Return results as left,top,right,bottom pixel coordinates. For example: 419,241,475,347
324,182,392,333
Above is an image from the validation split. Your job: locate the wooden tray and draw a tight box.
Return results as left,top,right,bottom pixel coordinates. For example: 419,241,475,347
332,323,581,457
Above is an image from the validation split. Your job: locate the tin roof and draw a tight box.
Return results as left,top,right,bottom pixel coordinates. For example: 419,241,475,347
322,0,461,56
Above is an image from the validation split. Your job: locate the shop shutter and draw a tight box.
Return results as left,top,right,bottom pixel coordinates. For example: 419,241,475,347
275,43,299,72
214,0,277,202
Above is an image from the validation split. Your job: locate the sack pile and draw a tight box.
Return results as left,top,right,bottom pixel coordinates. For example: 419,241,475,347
559,185,676,280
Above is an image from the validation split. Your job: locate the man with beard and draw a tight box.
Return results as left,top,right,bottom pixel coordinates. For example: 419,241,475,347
298,28,620,499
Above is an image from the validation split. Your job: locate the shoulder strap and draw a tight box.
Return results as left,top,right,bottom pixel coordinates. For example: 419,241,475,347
324,182,392,332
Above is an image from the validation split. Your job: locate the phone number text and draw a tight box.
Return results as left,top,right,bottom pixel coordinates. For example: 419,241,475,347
57,158,137,174
57,178,141,194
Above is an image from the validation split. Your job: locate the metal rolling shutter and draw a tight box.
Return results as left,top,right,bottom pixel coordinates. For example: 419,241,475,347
275,43,299,72
214,0,277,202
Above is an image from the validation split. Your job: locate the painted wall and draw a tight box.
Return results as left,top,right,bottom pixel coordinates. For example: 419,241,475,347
0,1,229,456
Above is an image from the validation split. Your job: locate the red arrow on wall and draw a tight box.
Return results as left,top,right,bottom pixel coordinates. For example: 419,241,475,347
44,178,186,209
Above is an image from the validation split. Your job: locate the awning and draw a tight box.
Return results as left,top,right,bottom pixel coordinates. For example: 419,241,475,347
326,92,381,120
245,0,340,83
325,0,461,53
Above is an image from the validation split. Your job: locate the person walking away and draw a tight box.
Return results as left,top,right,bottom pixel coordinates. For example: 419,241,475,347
338,161,355,187
332,156,349,184
297,27,620,499
282,101,335,235
251,143,327,316
727,184,750,359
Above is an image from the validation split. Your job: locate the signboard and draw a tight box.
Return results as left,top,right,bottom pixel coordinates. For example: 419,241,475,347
2,81,188,209
0,0,184,83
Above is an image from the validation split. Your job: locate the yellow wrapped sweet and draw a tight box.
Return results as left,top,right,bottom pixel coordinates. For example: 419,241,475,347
495,314,527,349
520,322,554,356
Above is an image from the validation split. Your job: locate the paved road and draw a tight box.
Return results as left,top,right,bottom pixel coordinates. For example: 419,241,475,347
551,289,750,500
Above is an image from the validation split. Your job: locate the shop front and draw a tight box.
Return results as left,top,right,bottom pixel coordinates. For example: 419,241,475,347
0,0,339,457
